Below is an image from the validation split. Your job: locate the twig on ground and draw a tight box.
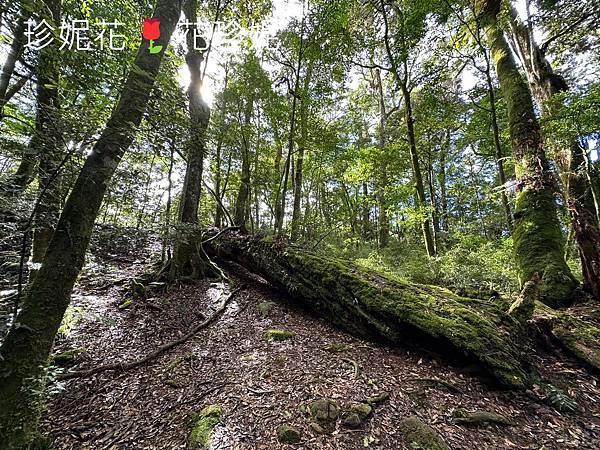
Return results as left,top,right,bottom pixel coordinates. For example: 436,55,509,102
342,357,360,379
57,286,244,381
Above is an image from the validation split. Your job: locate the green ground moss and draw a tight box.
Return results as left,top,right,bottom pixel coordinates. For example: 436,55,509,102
188,405,222,448
263,329,295,341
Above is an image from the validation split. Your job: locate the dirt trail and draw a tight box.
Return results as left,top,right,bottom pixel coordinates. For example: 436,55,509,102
42,259,600,449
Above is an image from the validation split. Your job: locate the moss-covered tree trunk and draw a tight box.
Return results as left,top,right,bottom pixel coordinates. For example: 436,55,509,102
482,0,577,307
208,234,529,387
0,2,182,446
170,0,213,280
507,6,600,299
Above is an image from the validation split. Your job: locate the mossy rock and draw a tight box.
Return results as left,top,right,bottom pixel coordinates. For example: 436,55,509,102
309,421,328,434
257,301,276,318
53,348,86,365
276,424,301,443
309,399,339,423
340,402,372,429
341,413,362,429
398,416,449,450
264,329,295,342
452,409,512,426
188,405,222,448
348,402,372,420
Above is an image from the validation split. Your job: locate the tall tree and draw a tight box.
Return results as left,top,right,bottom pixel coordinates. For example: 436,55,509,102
30,0,63,267
169,0,214,280
507,5,600,299
481,0,577,307
379,0,436,256
0,1,183,445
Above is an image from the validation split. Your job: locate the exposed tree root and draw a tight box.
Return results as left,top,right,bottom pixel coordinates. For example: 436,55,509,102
57,286,243,381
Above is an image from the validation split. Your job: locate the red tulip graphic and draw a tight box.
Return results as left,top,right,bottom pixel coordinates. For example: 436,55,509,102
142,18,162,54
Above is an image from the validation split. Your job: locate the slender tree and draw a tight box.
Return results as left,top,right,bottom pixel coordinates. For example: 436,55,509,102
170,0,214,280
0,1,183,445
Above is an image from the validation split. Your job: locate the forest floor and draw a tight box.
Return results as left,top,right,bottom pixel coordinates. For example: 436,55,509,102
31,246,600,450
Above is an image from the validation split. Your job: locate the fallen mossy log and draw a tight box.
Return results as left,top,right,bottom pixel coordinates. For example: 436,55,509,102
207,236,530,388
532,303,600,372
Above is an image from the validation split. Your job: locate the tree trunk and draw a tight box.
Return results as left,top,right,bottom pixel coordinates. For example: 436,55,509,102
482,0,577,308
291,63,313,242
508,6,600,299
233,93,254,231
439,131,449,233
170,0,213,280
401,80,436,257
208,235,530,387
0,11,26,113
484,68,513,231
275,13,305,236
30,0,62,267
374,68,390,248
1,11,38,192
0,1,182,446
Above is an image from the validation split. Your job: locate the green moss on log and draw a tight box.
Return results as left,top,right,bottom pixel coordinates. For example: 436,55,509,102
209,237,530,388
534,303,600,370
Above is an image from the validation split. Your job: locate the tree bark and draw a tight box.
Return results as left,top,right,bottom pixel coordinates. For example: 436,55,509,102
291,62,313,242
170,0,213,280
29,0,62,267
482,0,577,308
401,79,436,256
0,11,26,113
208,235,529,388
0,1,182,446
373,68,390,248
233,92,254,231
275,12,305,236
508,5,600,299
484,69,513,231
